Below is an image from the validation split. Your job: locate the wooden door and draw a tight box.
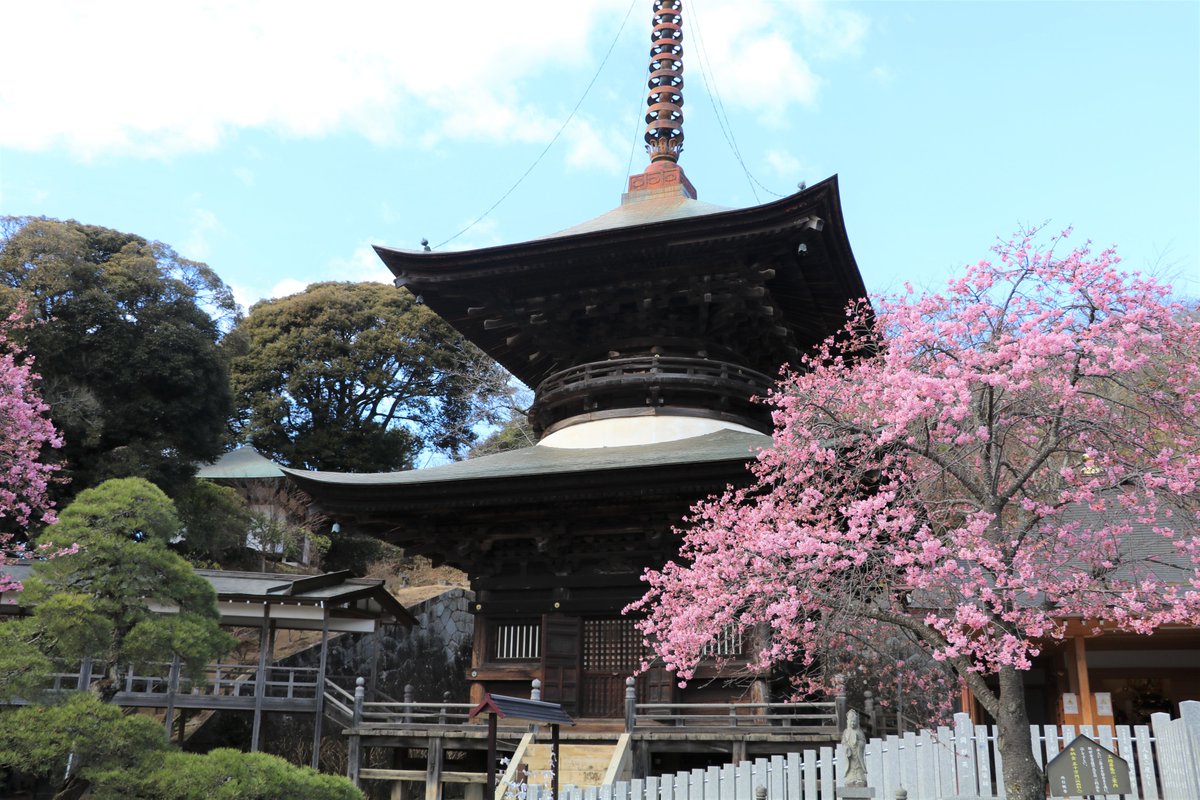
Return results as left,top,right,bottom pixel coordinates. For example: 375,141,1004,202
541,614,582,715
637,663,677,704
581,617,651,717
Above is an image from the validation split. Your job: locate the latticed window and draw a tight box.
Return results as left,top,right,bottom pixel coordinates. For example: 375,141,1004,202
702,624,744,657
583,618,644,672
491,621,541,660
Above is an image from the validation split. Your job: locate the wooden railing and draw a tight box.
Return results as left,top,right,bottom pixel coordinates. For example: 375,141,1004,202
537,355,773,399
8,660,321,710
331,683,496,730
632,701,839,733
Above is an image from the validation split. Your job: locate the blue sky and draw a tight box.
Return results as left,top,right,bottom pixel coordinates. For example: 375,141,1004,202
2,1,1197,315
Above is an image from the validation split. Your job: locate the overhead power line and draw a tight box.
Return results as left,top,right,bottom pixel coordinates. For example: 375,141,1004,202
434,0,642,250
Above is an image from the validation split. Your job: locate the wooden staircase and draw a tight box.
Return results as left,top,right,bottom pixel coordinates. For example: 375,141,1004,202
497,733,631,797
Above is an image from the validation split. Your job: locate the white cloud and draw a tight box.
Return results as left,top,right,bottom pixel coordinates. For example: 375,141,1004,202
564,118,626,175
233,167,256,187
764,150,804,178
329,242,395,285
0,0,867,159
229,276,310,311
687,1,820,113
0,0,628,159
230,241,395,309
795,0,870,60
440,217,505,252
182,208,221,261
265,278,311,300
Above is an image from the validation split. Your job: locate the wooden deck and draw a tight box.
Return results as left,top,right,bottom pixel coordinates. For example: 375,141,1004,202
335,682,845,798
5,660,322,713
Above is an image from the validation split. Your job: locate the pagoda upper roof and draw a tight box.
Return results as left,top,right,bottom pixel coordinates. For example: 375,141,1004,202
537,190,731,239
374,175,866,392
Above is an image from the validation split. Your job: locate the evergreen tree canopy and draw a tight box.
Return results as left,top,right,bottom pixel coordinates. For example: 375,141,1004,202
25,478,233,687
0,695,363,799
173,478,254,564
227,281,510,472
0,216,237,499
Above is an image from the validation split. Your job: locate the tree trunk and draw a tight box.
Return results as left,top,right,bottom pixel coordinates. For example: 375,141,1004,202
995,665,1044,800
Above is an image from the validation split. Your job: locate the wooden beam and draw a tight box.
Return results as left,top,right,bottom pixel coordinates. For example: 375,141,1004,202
425,736,444,800
163,653,181,737
1072,635,1095,727
311,606,332,769
485,713,498,798
360,769,488,783
251,603,270,752
369,625,382,702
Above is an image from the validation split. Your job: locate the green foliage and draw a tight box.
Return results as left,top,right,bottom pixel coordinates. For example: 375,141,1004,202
24,478,233,681
49,475,181,546
248,512,331,569
0,693,169,789
323,532,403,575
227,281,510,471
468,413,535,457
122,748,363,800
0,216,237,500
0,618,55,700
175,479,254,563
0,697,362,800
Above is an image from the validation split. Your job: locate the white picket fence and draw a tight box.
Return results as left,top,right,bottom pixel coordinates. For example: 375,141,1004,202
556,701,1200,800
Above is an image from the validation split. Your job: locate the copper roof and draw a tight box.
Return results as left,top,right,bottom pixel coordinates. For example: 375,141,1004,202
197,446,285,480
282,428,769,489
538,177,727,240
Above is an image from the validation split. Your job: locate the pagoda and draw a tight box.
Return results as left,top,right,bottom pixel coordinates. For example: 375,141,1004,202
288,0,866,717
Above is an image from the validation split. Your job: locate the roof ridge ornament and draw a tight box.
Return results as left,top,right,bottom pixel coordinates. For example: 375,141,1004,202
645,0,685,164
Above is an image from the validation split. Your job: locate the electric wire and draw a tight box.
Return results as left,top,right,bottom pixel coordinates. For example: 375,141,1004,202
688,0,785,200
433,0,642,250
623,70,649,191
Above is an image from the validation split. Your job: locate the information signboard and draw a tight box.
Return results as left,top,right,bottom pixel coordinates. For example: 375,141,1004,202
1045,734,1131,797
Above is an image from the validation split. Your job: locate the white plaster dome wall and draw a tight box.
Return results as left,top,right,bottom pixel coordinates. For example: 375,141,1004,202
537,414,761,449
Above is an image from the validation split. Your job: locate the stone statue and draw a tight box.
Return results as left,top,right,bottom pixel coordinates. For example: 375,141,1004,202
841,709,868,788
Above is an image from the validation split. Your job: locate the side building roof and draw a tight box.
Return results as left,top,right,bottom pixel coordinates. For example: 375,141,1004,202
1,565,416,630
197,446,286,481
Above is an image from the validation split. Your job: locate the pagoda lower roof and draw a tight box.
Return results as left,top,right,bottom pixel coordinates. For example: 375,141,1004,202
282,429,770,490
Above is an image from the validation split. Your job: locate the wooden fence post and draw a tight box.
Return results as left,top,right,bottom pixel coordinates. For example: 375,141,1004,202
251,603,270,753
347,677,365,787
625,677,637,733
162,654,181,737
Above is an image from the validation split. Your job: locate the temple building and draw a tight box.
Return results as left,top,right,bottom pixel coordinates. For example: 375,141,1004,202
287,0,867,720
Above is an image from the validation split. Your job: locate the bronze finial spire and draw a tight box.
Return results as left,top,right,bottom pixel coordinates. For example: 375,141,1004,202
644,0,684,164
625,0,694,198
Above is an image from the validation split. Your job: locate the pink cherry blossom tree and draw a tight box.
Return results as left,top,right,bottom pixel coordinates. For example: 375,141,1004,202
631,228,1200,800
0,307,63,593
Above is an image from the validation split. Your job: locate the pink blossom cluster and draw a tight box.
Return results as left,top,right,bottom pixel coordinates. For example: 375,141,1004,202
630,228,1200,715
0,307,63,591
